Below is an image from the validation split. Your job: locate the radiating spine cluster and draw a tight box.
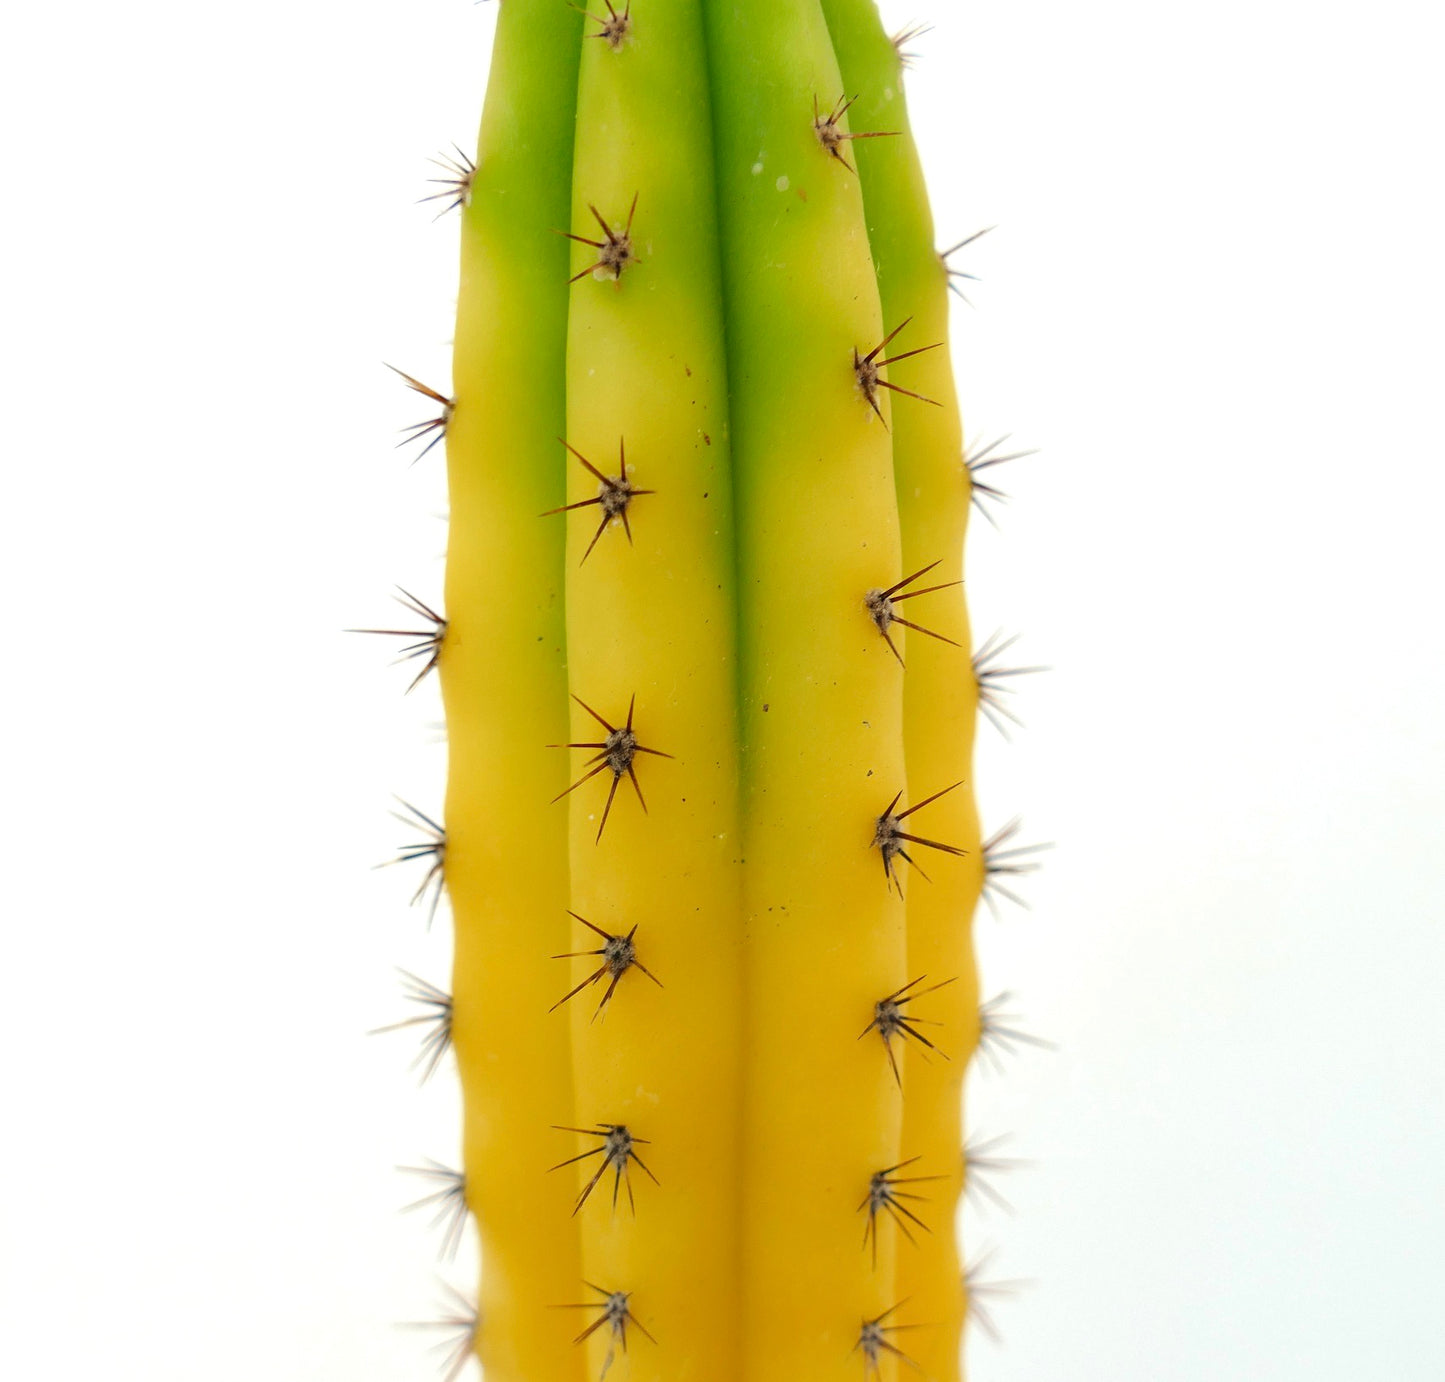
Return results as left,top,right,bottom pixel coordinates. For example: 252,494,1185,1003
359,2,1046,1379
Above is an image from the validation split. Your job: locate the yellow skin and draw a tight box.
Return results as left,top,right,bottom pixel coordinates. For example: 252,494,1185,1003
819,5,987,1376
431,1,985,1378
558,2,744,1380
700,3,920,1377
444,3,583,1380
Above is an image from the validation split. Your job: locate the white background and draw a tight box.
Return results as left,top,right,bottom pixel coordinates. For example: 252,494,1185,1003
3,0,1443,1378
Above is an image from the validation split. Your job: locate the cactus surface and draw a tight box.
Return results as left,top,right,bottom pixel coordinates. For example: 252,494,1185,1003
388,2,1010,1378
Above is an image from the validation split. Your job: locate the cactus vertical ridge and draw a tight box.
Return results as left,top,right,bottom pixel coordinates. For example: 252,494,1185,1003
443,3,585,1380
700,2,917,1378
561,2,745,1379
419,2,999,1378
819,5,986,1376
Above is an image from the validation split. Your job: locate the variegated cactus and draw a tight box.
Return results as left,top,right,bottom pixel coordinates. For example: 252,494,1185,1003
364,2,1043,1378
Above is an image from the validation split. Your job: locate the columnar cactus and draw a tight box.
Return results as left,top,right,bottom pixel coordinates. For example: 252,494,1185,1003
372,2,1039,1378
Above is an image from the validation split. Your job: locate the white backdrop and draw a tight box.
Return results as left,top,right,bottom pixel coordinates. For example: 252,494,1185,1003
3,0,1443,1378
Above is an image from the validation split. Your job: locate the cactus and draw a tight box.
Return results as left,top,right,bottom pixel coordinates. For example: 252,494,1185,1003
369,2,1039,1378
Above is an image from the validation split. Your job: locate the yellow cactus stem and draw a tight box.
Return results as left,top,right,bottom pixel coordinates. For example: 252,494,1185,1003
558,1,745,1377
442,2,585,1380
699,0,960,1375
819,2,987,1376
374,2,1019,1378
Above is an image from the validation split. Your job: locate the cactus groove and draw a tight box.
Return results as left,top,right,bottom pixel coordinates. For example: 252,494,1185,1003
370,1,1042,1378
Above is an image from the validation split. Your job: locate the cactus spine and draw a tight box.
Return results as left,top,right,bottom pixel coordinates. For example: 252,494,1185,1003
400,2,1001,1378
